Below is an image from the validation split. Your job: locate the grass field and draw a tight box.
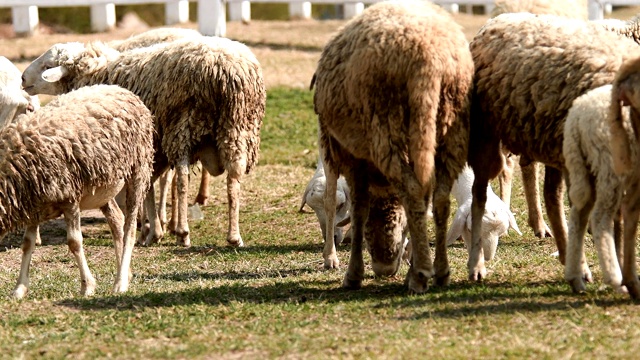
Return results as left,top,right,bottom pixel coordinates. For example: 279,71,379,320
2,6,640,359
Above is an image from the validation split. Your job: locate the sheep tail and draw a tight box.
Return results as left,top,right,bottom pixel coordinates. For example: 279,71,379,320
408,77,439,190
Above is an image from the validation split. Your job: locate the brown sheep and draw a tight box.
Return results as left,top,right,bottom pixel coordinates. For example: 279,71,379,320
313,0,473,293
468,12,640,281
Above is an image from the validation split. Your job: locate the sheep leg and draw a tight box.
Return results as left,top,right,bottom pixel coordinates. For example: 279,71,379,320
226,168,244,247
521,160,552,238
614,207,623,269
399,167,434,294
432,168,452,287
168,171,178,234
101,198,125,270
591,196,624,292
564,188,594,294
141,181,164,246
543,166,567,264
322,153,340,269
64,204,96,297
194,167,210,206
174,159,191,247
621,177,640,299
342,163,368,290
12,225,39,299
157,168,173,230
498,148,515,208
114,184,142,293
469,173,489,281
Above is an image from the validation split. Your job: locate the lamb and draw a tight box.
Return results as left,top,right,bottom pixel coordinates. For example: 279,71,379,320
21,36,266,248
6,84,154,299
607,54,640,299
0,56,39,126
299,154,351,246
563,84,631,294
313,0,473,293
447,165,521,262
467,12,640,281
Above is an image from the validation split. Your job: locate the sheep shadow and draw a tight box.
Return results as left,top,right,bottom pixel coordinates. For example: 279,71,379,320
55,275,634,318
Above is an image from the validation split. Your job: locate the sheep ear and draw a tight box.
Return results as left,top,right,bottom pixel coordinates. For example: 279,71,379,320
42,66,68,83
336,215,351,227
507,210,522,236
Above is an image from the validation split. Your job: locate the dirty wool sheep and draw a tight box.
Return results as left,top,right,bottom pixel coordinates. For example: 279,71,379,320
6,84,154,299
562,84,638,295
0,56,39,126
608,54,640,299
468,13,640,282
21,36,266,248
313,0,473,293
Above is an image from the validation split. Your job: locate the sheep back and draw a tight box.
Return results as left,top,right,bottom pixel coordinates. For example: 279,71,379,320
109,27,202,52
470,13,640,169
0,84,154,234
59,37,265,173
313,0,473,188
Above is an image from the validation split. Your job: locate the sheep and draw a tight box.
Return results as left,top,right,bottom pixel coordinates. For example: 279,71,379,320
299,154,351,246
109,27,202,52
467,12,640,282
21,35,266,248
313,0,473,293
492,0,588,19
563,84,631,294
608,54,640,299
6,84,154,299
447,165,521,262
0,56,39,127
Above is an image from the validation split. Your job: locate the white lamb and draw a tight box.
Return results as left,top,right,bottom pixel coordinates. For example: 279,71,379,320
299,155,351,245
447,165,521,261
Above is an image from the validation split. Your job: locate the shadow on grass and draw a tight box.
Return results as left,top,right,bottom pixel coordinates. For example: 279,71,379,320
169,241,325,257
55,274,635,318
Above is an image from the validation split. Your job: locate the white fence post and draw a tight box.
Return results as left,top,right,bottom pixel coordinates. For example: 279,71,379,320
343,2,364,18
289,2,312,19
165,0,190,24
199,0,226,37
11,6,39,36
588,0,604,20
440,3,460,13
229,1,251,22
90,3,116,32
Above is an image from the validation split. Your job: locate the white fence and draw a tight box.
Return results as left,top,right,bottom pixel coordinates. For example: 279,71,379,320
0,0,634,37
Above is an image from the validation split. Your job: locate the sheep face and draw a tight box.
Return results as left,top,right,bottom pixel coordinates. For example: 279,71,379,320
21,42,86,96
365,194,408,277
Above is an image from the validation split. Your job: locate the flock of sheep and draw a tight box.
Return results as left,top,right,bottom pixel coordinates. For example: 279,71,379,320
4,0,640,301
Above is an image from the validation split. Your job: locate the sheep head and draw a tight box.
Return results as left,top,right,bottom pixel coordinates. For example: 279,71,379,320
364,192,408,277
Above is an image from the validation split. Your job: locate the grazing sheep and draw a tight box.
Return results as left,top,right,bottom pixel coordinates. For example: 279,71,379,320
7,84,154,299
492,0,588,19
313,0,473,293
0,56,39,126
447,165,521,262
608,54,640,299
563,84,631,294
468,13,640,281
21,36,266,248
299,154,351,246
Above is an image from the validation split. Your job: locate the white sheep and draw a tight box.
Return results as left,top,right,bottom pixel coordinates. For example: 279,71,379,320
299,154,351,246
0,56,39,126
467,13,640,282
6,84,154,299
563,84,631,294
21,36,266,248
313,0,473,293
447,165,521,262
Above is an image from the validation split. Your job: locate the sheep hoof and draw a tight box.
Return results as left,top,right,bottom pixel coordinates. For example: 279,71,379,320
324,256,340,269
468,266,486,282
113,281,129,294
176,233,191,247
568,278,586,294
623,278,640,300
80,280,96,297
227,236,244,247
405,267,432,294
342,276,362,290
12,285,28,300
194,194,209,206
434,270,450,287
